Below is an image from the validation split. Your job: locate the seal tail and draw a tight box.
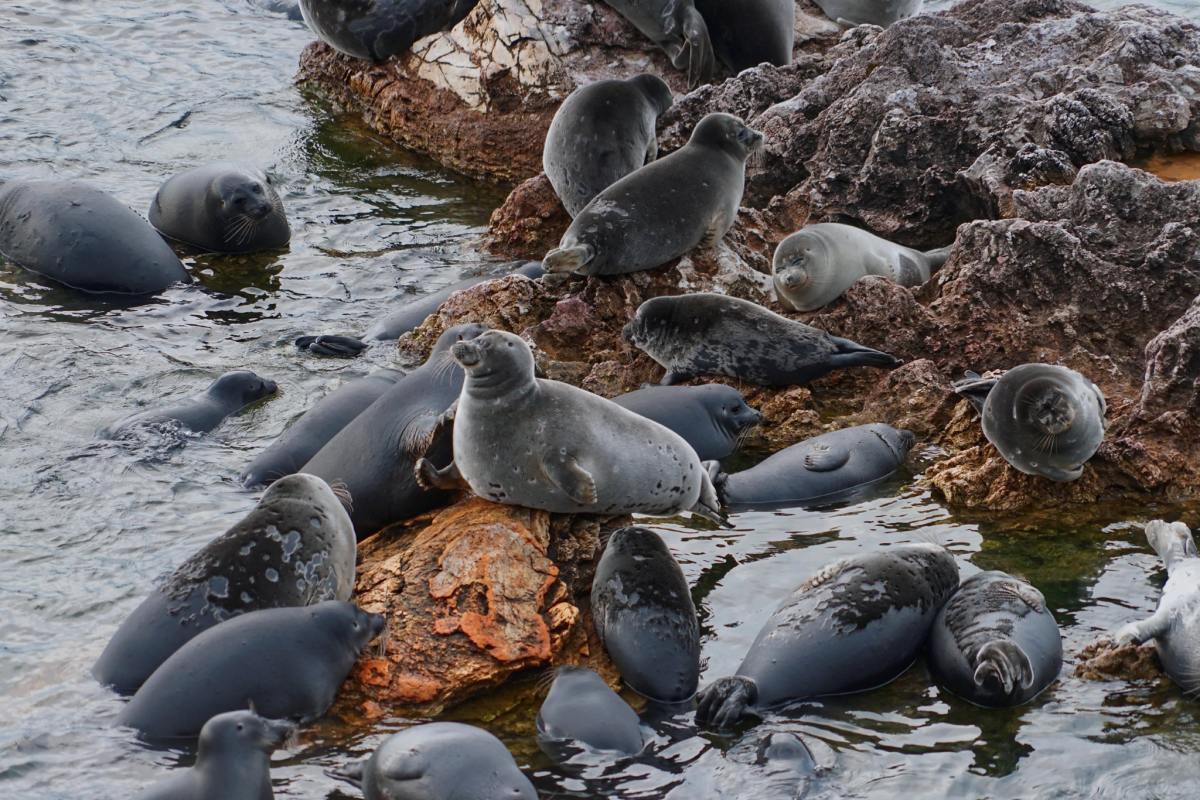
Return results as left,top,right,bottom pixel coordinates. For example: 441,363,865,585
973,640,1034,699
923,244,955,269
827,337,902,371
952,370,998,414
543,243,595,274
695,676,759,730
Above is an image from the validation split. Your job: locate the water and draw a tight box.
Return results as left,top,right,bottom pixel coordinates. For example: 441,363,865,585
1,1,1198,798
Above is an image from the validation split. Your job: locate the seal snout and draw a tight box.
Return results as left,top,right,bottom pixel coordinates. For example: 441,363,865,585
261,717,298,748
451,339,483,367
738,125,765,151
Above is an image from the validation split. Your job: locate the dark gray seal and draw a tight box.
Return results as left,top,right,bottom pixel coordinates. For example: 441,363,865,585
299,0,480,62
814,0,923,26
536,666,644,756
241,369,402,488
149,164,290,254
624,293,901,387
134,711,296,800
118,600,385,740
695,0,794,73
543,113,762,277
0,179,189,295
93,474,357,694
302,323,487,538
928,570,1062,708
613,383,762,461
543,74,674,218
103,370,278,437
716,423,915,511
602,1,714,88
696,543,959,729
592,526,700,703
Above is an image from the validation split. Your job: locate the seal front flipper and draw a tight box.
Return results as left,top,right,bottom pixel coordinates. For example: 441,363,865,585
952,371,1000,413
1116,609,1172,645
680,7,715,89
825,336,902,371
295,334,368,358
415,458,468,492
660,370,694,386
695,676,759,730
541,453,598,505
543,243,595,274
804,443,851,472
974,640,1035,697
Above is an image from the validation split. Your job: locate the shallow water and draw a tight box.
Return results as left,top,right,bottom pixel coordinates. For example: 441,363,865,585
2,1,1199,798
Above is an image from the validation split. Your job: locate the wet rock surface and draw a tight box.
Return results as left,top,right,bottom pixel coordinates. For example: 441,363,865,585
1075,638,1170,684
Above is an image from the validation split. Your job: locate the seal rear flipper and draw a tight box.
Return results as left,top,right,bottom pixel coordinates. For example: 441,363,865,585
952,371,1000,414
543,243,595,274
826,337,902,371
542,453,598,505
414,458,468,492
295,334,368,358
679,7,715,90
691,465,730,528
695,676,758,730
974,640,1035,697
328,759,366,788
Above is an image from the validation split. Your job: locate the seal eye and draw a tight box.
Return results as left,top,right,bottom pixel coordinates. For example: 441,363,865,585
253,185,264,195
237,724,244,731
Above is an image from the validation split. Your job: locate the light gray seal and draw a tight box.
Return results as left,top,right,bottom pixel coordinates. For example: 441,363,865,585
612,383,762,461
772,223,952,312
93,473,357,694
543,74,674,218
543,113,762,277
537,666,644,756
134,711,296,800
602,0,715,88
299,0,481,62
149,163,290,254
414,330,723,521
954,364,1106,482
695,0,794,73
103,370,278,437
624,292,901,386
1117,521,1200,695
813,0,923,26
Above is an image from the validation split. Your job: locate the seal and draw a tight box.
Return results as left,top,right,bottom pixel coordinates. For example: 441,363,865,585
93,473,357,694
0,179,189,295
414,330,723,521
602,0,714,88
302,323,487,538
103,370,277,438
928,570,1062,707
299,0,481,62
536,667,644,756
953,364,1106,482
543,113,762,277
134,710,296,800
118,600,385,739
592,526,700,702
694,0,794,73
336,722,537,800
241,369,403,488
695,543,959,729
715,423,915,511
1116,520,1200,695
772,223,952,312
613,383,762,461
812,0,923,27
543,74,674,218
624,293,901,386
149,163,290,254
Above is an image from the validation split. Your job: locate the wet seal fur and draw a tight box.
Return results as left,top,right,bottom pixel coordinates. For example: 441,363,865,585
592,527,701,702
625,292,901,387
543,113,762,277
601,0,715,88
536,666,644,756
695,0,795,73
299,0,480,62
414,330,723,522
93,474,357,694
118,600,384,740
696,543,959,728
928,570,1062,707
814,0,923,26
149,163,289,254
103,370,277,437
612,383,762,461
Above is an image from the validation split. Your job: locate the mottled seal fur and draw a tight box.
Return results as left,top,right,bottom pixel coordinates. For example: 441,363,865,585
299,0,480,61
103,370,277,437
536,667,644,756
814,0,923,26
695,0,794,73
602,0,715,88
149,163,289,254
612,383,762,461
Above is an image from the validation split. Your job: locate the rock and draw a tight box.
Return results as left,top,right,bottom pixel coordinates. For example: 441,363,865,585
485,173,570,259
1075,637,1168,684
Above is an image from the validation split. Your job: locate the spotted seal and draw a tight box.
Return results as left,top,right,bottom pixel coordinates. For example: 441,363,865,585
149,163,289,254
103,370,277,438
537,667,644,756
299,0,481,61
602,0,714,88
612,383,762,461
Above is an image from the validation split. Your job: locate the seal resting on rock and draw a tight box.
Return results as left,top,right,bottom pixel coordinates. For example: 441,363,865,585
149,163,290,254
536,667,644,756
696,543,959,729
625,293,901,386
928,571,1063,707
612,383,762,461
103,370,277,437
543,113,762,277
695,0,795,73
602,0,714,88
93,474,357,693
0,179,189,295
813,0,923,27
299,0,480,62
415,330,723,521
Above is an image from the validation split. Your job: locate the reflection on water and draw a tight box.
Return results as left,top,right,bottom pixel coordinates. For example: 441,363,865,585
2,0,1200,798
1132,151,1200,183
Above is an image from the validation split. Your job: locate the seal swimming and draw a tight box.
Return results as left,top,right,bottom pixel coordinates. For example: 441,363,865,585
149,163,290,254
696,543,959,728
695,0,795,73
602,0,714,88
103,370,277,437
624,293,901,386
93,473,357,694
414,330,723,521
0,179,189,295
543,113,762,277
537,667,644,756
813,0,923,27
299,0,481,62
612,383,762,461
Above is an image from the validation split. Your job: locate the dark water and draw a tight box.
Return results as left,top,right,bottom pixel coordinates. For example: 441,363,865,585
1,1,1199,798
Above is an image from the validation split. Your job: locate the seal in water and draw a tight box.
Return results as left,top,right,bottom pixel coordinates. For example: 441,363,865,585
103,370,277,437
772,223,952,312
0,179,189,295
149,163,290,254
1117,521,1200,695
93,473,357,694
299,0,480,62
118,600,384,739
592,526,700,702
336,722,537,800
696,543,959,729
241,369,403,488
134,711,296,800
716,423,915,511
624,293,901,387
928,570,1062,707
302,323,487,538
543,113,762,277
601,0,714,88
414,330,723,521
613,383,762,461
813,0,923,27
694,0,795,73
953,364,1106,482
536,667,644,756
543,74,674,218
